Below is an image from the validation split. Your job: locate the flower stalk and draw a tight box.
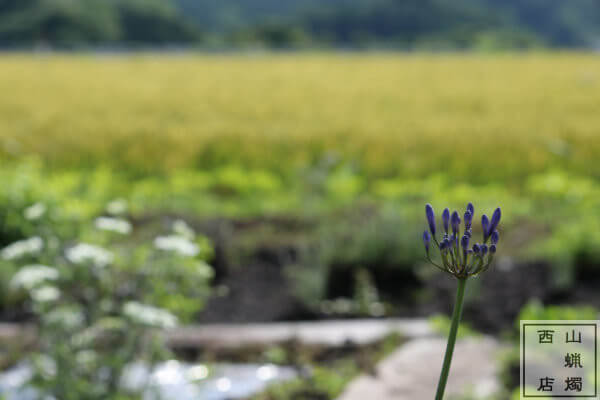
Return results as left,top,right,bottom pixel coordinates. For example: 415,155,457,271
422,202,502,399
435,277,466,400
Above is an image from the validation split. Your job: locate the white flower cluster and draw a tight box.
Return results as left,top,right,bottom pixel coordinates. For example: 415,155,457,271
122,301,177,329
1,237,43,260
31,286,60,303
24,202,47,221
94,217,132,235
66,243,114,268
106,198,128,216
45,307,85,329
153,235,199,257
10,264,59,290
172,219,195,239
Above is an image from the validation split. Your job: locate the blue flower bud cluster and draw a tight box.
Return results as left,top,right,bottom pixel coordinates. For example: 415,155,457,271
423,203,501,278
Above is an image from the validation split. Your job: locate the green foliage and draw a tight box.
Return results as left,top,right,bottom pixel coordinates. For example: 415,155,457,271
429,314,481,339
1,54,600,308
1,197,214,398
0,0,198,46
287,208,420,312
254,364,357,400
253,334,403,400
517,300,598,323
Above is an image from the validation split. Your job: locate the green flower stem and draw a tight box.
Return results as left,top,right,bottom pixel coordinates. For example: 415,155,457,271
435,277,467,400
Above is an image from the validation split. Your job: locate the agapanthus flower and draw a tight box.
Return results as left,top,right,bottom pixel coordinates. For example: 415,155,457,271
464,210,473,231
450,211,460,236
488,208,501,237
423,231,431,253
442,208,450,234
460,235,470,251
481,215,490,241
429,200,501,399
491,230,499,245
426,204,436,236
422,203,502,279
467,202,474,216
481,244,489,255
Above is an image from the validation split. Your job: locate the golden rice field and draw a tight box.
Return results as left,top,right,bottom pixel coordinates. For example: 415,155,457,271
1,52,599,181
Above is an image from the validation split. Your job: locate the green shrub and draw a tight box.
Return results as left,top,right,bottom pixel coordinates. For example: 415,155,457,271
2,202,214,398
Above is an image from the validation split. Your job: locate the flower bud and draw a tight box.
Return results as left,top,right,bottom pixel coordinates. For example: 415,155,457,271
422,202,500,279
442,208,450,234
451,211,461,236
423,231,431,253
488,208,501,236
491,230,499,245
425,204,436,236
461,234,470,251
481,214,490,240
480,244,488,255
467,202,474,217
464,210,473,230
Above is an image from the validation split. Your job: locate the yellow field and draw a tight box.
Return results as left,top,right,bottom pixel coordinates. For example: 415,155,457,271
1,53,599,180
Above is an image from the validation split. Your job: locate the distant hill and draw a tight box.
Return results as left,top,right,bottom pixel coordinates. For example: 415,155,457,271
0,0,198,46
175,0,600,48
482,0,600,46
0,0,598,48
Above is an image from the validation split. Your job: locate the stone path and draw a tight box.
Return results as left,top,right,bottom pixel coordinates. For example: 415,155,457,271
0,319,503,399
338,336,502,400
168,318,434,348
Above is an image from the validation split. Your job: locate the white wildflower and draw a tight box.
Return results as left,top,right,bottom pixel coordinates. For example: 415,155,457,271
66,243,114,268
154,235,199,257
31,286,60,303
76,350,97,367
1,236,43,260
106,198,128,216
172,219,195,239
195,261,214,279
123,302,177,329
11,265,59,290
94,217,132,235
34,355,57,379
24,202,47,220
45,307,84,329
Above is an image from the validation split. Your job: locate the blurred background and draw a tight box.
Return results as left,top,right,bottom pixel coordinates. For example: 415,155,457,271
0,1,599,399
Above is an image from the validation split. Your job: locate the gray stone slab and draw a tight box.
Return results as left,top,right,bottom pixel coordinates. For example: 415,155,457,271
168,318,434,348
0,319,433,349
338,336,502,400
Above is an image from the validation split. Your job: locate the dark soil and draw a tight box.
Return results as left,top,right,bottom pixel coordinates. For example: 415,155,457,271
188,215,575,334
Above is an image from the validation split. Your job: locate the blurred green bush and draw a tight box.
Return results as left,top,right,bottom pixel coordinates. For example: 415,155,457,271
0,193,214,398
